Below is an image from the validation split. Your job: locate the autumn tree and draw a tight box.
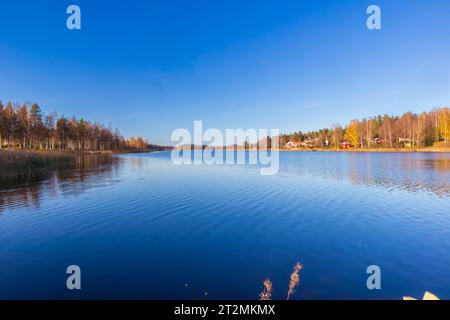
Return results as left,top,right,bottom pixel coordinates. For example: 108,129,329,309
438,108,450,142
0,101,3,147
344,120,361,148
0,99,144,151
3,102,16,149
331,124,343,149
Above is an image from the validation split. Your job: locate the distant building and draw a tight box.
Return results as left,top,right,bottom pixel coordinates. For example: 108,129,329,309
339,141,352,149
370,137,383,145
301,139,314,148
398,138,412,147
285,141,300,148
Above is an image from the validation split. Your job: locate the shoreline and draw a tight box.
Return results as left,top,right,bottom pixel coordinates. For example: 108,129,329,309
177,147,450,153
275,147,450,153
0,148,155,155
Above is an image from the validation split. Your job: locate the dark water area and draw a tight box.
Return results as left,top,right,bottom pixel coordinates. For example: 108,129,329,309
0,151,449,299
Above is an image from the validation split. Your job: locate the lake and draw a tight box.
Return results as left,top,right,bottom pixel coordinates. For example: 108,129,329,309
0,151,449,299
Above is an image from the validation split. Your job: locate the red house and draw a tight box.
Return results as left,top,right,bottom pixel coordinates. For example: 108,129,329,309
339,142,352,149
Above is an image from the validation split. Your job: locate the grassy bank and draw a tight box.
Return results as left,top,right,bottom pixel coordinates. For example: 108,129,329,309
0,150,76,174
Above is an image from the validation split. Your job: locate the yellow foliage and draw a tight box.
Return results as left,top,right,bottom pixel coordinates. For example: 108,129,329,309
438,108,450,141
344,120,360,147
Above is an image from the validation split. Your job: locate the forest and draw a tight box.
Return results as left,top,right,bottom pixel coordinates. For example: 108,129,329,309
0,100,148,151
2,99,449,152
279,108,450,149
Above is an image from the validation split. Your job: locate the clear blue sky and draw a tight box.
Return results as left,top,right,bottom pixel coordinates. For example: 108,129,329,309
1,0,449,145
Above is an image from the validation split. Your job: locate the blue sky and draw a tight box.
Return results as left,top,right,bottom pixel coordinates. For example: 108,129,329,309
1,0,449,145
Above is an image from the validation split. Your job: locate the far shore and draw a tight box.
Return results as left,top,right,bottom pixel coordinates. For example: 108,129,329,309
0,147,164,156
175,146,450,153
275,147,450,153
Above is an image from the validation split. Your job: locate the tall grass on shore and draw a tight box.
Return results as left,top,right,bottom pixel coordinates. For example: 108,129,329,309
0,150,75,185
0,150,75,171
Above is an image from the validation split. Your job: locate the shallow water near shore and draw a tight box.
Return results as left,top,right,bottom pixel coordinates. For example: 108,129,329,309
0,151,449,299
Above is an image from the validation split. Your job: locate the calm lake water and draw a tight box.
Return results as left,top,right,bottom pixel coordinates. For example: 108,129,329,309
0,151,449,300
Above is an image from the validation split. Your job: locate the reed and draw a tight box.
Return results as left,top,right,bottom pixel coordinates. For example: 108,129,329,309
287,262,303,300
0,150,75,174
259,262,303,300
259,279,273,300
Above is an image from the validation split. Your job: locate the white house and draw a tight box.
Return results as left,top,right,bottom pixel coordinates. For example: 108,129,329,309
285,141,300,148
